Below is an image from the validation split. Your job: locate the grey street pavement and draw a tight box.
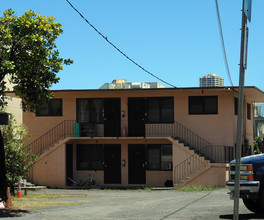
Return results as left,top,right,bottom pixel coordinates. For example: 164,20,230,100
2,188,264,220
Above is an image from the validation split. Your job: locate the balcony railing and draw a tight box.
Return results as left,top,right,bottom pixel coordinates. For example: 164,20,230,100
26,119,235,164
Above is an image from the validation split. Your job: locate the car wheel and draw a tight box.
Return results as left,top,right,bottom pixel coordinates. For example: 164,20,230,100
242,198,263,214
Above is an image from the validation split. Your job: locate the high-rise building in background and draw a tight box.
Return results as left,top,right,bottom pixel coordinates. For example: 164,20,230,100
99,79,165,89
200,74,224,87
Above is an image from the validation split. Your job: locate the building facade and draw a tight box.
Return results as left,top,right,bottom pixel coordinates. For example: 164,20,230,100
200,74,224,87
19,86,264,188
253,103,264,138
4,75,23,124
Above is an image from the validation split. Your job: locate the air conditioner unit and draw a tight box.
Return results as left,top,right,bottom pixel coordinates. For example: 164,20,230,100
161,162,172,170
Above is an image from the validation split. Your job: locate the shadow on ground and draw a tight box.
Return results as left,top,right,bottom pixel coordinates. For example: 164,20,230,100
0,209,29,217
220,213,264,219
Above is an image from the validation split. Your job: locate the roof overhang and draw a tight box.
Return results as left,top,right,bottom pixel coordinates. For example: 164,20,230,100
238,87,264,103
5,86,264,103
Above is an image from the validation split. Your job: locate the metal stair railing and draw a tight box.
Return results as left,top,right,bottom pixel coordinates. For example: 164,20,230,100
173,122,235,163
147,121,220,160
26,120,76,156
174,151,209,185
173,143,234,186
145,121,235,162
173,121,211,155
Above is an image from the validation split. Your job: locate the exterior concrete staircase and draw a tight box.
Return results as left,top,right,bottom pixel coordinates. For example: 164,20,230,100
167,137,213,189
174,163,212,189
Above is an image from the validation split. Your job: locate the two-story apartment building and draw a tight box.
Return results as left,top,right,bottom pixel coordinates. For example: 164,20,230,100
19,86,264,188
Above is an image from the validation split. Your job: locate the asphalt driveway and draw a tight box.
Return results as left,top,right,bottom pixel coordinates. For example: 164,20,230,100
3,188,264,219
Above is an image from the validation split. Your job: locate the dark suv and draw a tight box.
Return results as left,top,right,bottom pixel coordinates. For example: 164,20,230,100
226,154,264,213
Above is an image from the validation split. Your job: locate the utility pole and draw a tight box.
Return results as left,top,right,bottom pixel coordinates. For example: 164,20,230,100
233,0,251,219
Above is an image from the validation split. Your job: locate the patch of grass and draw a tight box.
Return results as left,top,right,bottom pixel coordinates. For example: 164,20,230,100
144,187,152,192
136,187,152,192
13,201,77,210
178,186,224,192
12,193,90,201
11,193,92,210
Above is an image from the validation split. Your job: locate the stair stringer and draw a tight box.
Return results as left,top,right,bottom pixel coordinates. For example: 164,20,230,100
36,137,72,161
174,163,212,189
166,137,211,189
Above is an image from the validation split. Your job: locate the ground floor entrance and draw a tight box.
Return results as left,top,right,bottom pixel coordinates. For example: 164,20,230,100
128,145,146,184
104,144,121,184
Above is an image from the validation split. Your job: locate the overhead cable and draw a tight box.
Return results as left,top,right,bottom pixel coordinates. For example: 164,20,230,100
65,0,176,88
215,0,234,86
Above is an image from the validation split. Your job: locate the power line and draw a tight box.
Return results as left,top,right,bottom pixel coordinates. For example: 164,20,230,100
65,0,177,88
215,0,234,86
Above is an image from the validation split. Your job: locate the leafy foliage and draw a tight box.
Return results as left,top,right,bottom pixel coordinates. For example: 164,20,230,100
0,9,72,111
0,114,37,192
253,136,263,154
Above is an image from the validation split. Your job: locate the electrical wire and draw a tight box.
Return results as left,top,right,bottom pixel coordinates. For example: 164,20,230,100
215,0,234,86
65,0,177,88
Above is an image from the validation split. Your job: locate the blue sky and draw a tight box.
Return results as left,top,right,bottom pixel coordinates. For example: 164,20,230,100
2,0,264,90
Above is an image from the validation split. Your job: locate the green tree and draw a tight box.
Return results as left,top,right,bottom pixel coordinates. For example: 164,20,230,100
0,9,72,112
0,114,37,195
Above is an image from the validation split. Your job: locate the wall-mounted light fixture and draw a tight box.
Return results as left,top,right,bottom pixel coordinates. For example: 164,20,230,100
121,111,125,118
122,160,126,167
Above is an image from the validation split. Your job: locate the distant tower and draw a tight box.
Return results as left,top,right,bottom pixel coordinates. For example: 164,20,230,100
200,74,224,87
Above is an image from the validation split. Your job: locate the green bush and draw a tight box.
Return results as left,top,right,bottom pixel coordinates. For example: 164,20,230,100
253,136,263,154
0,114,37,195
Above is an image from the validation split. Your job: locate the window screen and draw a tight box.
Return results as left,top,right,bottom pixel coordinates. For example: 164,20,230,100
147,144,172,170
77,99,103,123
76,144,103,170
234,97,238,115
36,99,62,116
247,103,251,120
189,96,218,115
148,146,161,170
147,97,173,123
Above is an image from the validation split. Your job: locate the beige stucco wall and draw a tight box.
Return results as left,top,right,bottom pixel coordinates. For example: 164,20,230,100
31,143,66,188
5,96,23,124
181,164,229,187
4,75,23,124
